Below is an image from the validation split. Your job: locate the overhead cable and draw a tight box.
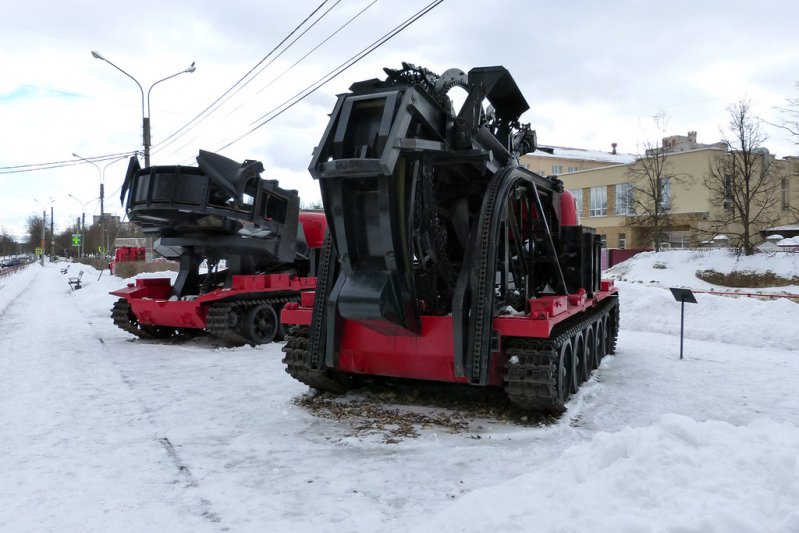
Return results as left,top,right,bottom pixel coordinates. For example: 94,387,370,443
217,0,443,152
149,0,337,157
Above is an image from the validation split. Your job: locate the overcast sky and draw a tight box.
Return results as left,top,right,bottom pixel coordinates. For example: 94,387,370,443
1,0,797,242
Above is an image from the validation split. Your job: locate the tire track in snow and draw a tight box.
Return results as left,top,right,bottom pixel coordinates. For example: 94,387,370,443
0,265,223,530
86,311,224,525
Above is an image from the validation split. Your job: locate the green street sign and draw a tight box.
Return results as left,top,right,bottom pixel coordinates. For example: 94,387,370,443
72,234,81,246
35,248,43,255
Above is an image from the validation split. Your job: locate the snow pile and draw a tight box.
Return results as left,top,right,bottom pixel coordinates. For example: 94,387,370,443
419,414,799,533
619,282,797,349
0,264,38,316
606,248,799,289
1,254,798,532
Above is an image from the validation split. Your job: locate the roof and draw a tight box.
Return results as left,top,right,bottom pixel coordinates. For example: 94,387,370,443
768,224,799,232
526,146,637,164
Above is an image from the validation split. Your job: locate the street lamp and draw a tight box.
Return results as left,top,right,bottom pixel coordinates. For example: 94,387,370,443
32,198,52,266
72,153,129,256
67,194,97,258
91,50,196,167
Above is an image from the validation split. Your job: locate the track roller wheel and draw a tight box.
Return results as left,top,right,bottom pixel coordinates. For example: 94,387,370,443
243,303,279,346
594,318,607,368
582,323,596,380
572,330,589,384
558,338,577,400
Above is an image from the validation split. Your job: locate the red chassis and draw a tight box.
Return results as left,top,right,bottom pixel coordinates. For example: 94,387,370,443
112,274,316,330
282,280,617,386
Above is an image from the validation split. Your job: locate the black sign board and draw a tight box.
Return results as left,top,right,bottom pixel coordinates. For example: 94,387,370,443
669,287,697,304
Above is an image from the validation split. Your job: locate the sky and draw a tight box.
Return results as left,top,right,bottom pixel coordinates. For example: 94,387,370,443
1,0,798,241
1,250,798,530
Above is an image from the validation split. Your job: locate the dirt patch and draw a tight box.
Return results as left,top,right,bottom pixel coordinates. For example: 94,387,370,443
696,269,799,288
294,380,557,443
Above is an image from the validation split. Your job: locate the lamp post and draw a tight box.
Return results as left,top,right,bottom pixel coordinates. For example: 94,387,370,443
90,50,196,168
71,154,102,256
67,194,97,258
32,198,51,266
72,153,129,257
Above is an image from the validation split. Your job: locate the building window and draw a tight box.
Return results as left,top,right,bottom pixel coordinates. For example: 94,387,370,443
618,233,626,250
723,175,732,210
615,182,634,215
664,231,690,249
781,178,790,210
552,165,562,175
589,186,607,216
569,188,583,215
598,234,607,249
658,176,671,210
567,166,579,173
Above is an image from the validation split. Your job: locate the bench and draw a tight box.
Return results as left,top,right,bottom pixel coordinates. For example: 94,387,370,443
60,265,70,274
68,270,84,290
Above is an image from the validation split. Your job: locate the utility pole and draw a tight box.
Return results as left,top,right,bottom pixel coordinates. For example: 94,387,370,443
100,182,105,256
40,210,45,266
50,204,55,260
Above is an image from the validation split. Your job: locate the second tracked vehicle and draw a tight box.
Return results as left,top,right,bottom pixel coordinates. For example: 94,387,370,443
111,150,326,346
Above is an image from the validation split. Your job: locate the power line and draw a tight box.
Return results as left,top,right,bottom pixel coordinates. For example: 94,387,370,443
225,0,379,118
155,0,380,162
149,0,337,158
217,0,443,152
0,151,137,175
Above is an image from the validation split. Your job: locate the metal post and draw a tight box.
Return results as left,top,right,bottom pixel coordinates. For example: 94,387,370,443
40,209,45,266
81,212,85,258
679,298,685,360
143,117,151,167
669,287,697,360
50,205,55,260
100,182,105,257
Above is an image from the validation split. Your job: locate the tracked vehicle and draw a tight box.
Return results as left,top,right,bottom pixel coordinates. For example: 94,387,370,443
111,150,326,346
280,64,619,411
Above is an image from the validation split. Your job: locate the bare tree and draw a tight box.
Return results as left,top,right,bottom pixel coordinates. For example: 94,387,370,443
0,228,18,256
702,100,780,255
26,213,47,253
624,140,680,251
775,83,799,147
775,85,799,221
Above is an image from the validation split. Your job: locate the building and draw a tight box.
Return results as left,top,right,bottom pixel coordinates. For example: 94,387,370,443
558,135,799,251
652,131,725,154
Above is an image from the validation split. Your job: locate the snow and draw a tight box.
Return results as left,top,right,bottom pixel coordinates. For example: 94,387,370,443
528,146,637,164
1,251,798,532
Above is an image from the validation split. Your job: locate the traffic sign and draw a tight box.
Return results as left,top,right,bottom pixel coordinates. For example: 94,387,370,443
35,248,43,255
72,234,81,246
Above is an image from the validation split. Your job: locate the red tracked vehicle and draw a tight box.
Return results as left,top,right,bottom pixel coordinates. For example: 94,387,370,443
111,150,326,346
281,64,619,411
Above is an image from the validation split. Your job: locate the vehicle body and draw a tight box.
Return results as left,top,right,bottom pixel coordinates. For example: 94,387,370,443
108,245,145,275
110,150,326,345
281,64,619,411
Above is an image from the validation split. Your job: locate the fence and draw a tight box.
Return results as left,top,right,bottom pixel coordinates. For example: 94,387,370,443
0,262,30,279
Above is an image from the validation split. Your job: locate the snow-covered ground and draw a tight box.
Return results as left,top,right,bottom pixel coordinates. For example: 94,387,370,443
1,250,798,532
